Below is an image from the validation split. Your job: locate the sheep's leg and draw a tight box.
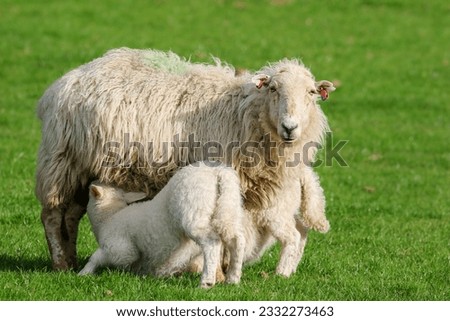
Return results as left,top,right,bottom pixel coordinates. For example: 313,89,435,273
268,217,301,277
63,201,86,269
78,249,108,275
300,166,330,233
198,238,222,288
41,206,70,270
41,196,87,271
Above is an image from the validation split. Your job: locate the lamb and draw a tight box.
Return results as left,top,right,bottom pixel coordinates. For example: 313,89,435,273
35,48,334,271
80,162,260,288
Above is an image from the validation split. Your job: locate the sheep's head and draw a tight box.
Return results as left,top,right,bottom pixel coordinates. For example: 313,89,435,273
250,61,334,144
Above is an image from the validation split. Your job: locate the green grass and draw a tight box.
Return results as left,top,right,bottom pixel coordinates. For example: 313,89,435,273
0,0,448,300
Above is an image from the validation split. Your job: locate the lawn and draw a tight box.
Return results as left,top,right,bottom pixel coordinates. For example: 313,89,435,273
0,0,448,301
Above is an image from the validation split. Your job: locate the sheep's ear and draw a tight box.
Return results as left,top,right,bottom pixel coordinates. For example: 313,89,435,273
251,74,271,89
90,185,102,199
124,191,147,204
315,80,336,101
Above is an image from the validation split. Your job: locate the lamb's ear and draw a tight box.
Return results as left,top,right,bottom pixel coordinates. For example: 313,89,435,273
90,185,102,199
251,74,271,89
315,80,336,101
124,191,147,204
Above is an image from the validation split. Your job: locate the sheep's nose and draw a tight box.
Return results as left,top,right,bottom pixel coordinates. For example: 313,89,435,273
282,123,298,135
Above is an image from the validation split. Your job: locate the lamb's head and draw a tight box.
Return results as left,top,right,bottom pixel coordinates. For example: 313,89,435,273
87,182,147,218
249,60,335,144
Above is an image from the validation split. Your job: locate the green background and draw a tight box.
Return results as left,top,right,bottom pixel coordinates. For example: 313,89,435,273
0,0,448,300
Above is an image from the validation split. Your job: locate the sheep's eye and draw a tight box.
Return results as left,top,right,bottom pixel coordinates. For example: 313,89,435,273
308,89,317,95
269,86,277,93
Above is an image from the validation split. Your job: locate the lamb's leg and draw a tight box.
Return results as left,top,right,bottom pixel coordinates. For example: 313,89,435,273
80,241,139,275
172,236,222,288
186,254,203,274
224,234,245,284
295,216,309,264
155,238,200,277
300,166,330,233
184,253,226,283
198,238,222,288
267,216,301,277
78,248,108,275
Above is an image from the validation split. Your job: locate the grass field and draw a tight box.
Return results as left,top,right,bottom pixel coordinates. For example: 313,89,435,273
0,0,448,301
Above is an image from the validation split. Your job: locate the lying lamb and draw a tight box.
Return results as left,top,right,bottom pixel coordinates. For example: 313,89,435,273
80,162,273,288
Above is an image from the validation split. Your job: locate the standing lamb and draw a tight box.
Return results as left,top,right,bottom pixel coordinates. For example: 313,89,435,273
80,162,247,288
36,48,334,271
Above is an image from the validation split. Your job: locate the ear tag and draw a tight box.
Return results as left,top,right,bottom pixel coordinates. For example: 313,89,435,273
251,74,270,89
319,87,329,101
256,80,265,89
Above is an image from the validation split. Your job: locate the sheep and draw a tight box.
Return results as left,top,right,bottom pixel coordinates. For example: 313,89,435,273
80,162,249,288
35,48,335,271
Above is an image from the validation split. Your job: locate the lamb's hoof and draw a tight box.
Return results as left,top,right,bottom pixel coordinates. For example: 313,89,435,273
78,269,92,276
216,268,226,283
154,268,167,277
312,219,330,233
225,275,241,285
275,265,295,277
200,282,215,289
276,271,292,278
187,261,203,274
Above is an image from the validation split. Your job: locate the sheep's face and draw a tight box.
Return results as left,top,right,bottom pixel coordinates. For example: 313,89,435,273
251,63,334,144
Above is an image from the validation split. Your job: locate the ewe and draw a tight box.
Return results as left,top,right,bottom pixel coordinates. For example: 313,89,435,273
36,48,334,271
80,163,248,288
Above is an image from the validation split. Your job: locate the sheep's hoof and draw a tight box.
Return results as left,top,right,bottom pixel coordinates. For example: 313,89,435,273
52,261,71,271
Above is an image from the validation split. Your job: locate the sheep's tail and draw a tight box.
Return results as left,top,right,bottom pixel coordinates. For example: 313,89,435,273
212,168,244,244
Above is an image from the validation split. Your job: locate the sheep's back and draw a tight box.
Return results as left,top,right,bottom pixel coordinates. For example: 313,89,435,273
36,48,244,202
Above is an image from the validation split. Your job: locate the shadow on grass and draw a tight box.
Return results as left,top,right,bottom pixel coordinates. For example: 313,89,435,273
0,253,52,272
0,252,102,273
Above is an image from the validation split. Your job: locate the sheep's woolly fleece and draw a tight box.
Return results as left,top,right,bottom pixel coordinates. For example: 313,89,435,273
36,48,333,270
37,48,329,210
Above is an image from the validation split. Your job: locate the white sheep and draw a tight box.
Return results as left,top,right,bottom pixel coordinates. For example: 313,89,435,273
80,163,248,288
36,48,335,271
